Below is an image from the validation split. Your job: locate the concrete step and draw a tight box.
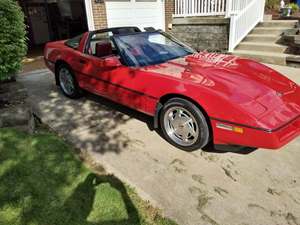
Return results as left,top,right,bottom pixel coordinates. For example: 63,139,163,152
233,50,287,65
263,14,273,21
236,42,287,53
287,55,300,68
258,20,298,28
287,55,300,63
244,34,280,42
251,27,288,35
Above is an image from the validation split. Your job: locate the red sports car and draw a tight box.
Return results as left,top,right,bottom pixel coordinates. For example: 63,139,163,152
44,27,300,151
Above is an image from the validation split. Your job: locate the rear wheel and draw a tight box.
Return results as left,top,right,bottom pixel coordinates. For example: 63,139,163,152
160,98,210,151
57,64,81,98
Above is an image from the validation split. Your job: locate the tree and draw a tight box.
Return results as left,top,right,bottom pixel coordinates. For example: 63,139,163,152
0,0,27,81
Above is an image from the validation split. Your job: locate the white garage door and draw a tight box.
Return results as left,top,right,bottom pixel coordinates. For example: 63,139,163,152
105,0,165,31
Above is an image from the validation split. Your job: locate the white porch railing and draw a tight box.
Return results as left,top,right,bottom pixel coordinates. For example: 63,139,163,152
174,0,227,17
227,0,254,14
227,0,266,51
173,0,266,51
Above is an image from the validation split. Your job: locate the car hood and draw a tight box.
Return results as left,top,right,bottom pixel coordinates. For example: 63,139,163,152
147,52,296,98
143,52,300,129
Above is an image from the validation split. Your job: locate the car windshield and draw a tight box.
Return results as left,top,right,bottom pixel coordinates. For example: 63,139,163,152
113,32,195,67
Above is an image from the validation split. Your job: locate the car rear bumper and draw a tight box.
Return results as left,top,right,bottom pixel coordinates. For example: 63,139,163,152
211,116,300,150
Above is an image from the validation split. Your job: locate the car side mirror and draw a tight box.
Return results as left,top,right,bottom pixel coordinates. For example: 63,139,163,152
103,56,121,68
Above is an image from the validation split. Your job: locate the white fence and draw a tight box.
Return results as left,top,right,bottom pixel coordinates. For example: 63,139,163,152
227,0,265,51
227,0,253,14
174,0,227,17
173,0,266,51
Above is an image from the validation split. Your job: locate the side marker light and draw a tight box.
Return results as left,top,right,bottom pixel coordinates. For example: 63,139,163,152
216,123,244,134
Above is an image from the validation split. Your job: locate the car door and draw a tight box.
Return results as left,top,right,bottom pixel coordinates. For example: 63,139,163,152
72,31,117,98
75,31,152,114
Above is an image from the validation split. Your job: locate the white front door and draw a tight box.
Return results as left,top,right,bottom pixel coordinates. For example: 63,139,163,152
105,0,165,31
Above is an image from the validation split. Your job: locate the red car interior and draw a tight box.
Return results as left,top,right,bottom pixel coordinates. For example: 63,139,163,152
95,42,113,58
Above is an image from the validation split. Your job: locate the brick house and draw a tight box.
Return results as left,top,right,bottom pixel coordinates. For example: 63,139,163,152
19,0,174,49
75,0,269,53
20,0,273,56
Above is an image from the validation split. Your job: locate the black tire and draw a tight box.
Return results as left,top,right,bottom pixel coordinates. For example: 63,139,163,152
159,98,210,151
56,64,82,99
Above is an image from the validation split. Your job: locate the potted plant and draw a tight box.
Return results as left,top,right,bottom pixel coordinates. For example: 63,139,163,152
282,6,292,17
288,3,299,14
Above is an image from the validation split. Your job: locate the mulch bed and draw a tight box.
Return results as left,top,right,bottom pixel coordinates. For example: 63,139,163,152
265,9,300,21
0,79,27,107
0,80,31,129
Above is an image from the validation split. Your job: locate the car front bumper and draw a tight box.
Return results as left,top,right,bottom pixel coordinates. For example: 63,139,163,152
44,58,55,72
211,116,300,150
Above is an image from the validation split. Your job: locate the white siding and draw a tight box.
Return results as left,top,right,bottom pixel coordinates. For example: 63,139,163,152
106,0,165,31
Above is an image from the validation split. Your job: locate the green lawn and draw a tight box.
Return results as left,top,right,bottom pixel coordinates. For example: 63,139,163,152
0,128,177,225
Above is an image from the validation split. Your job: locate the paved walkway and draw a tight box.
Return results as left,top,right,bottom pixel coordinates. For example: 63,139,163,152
18,65,300,225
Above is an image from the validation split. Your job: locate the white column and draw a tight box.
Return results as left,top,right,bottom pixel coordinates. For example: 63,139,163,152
85,0,95,31
225,0,232,18
260,0,266,22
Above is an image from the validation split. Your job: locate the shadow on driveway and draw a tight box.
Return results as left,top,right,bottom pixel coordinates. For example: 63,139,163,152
85,91,258,155
20,70,258,155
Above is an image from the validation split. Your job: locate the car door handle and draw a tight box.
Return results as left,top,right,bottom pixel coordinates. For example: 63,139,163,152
79,59,87,64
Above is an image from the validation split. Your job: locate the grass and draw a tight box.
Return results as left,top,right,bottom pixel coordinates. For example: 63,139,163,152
0,128,177,225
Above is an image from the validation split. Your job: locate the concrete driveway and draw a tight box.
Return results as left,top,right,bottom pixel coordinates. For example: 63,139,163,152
18,65,300,225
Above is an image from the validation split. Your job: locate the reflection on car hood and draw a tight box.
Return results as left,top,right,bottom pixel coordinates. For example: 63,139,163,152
142,52,300,128
144,52,297,100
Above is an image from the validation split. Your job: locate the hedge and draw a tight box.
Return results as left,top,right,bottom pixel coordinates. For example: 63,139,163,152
0,0,27,81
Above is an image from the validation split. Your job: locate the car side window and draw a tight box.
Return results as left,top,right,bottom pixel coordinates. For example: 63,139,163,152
65,34,83,49
87,31,118,58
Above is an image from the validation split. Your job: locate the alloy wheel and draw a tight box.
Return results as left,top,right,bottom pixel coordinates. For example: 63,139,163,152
163,106,200,147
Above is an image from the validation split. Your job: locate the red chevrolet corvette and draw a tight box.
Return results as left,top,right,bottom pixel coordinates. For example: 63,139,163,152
44,27,300,151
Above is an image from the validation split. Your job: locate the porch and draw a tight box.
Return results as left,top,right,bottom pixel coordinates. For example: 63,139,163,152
172,0,266,51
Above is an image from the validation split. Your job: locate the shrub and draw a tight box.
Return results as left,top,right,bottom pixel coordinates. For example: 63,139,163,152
288,3,299,13
0,0,27,81
266,0,280,10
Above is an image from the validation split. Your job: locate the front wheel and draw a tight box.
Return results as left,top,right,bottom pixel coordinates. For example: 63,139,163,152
160,98,210,151
57,64,81,99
